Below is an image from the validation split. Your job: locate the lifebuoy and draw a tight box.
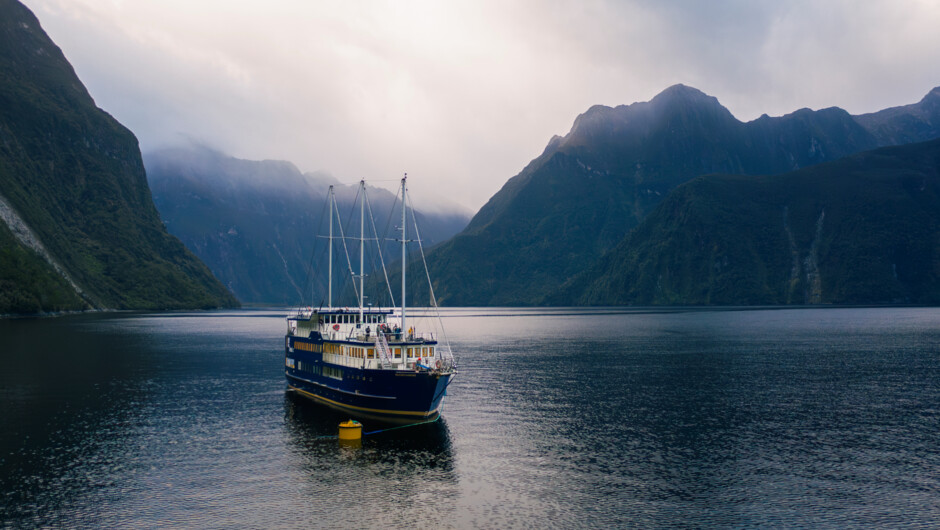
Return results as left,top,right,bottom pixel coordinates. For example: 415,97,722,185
435,360,442,370
333,324,340,331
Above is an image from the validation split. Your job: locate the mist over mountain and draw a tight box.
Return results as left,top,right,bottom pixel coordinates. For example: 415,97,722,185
144,144,470,305
0,0,237,314
423,84,940,306
554,139,940,305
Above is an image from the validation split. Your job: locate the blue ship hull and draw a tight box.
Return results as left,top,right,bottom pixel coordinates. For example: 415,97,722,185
285,336,453,424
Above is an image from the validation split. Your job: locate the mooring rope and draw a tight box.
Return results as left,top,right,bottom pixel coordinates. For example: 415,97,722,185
310,415,441,441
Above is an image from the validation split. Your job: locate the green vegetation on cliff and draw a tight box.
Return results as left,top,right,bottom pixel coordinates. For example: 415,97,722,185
556,139,940,305
0,221,84,313
425,84,940,306
0,0,238,313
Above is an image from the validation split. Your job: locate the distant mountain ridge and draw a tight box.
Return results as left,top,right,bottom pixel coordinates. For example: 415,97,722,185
554,138,940,305
424,83,940,306
145,145,471,305
855,87,940,145
0,0,238,313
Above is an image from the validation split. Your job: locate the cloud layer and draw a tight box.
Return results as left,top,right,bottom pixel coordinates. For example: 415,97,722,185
23,0,940,210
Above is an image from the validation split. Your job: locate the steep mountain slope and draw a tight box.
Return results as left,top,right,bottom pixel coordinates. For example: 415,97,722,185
556,139,940,305
144,145,470,305
426,84,919,306
0,0,238,313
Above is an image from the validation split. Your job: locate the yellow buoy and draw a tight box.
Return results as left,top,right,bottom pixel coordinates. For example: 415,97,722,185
338,419,363,441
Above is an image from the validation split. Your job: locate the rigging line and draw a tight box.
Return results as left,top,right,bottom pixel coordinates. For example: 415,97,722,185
296,193,331,310
335,185,361,305
380,184,402,247
373,183,403,307
308,196,335,308
407,190,456,364
364,186,396,307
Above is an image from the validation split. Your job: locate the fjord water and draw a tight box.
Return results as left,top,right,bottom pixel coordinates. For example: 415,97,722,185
1,308,938,527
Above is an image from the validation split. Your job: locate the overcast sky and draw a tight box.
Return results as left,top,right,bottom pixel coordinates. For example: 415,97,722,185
22,0,940,212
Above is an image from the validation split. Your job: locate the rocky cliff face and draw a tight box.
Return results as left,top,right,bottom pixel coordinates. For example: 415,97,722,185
0,0,238,313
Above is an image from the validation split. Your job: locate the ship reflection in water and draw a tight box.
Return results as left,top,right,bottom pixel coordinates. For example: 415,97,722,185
283,393,459,527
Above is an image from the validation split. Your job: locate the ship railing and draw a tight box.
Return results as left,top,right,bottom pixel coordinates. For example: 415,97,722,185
383,331,436,343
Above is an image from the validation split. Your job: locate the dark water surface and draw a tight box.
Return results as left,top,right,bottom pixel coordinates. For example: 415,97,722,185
1,307,938,527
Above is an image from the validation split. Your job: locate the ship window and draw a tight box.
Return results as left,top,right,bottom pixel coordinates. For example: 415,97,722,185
393,347,401,358
428,347,434,357
367,348,374,358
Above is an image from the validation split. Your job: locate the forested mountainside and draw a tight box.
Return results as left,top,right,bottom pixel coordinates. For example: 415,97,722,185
0,0,238,313
422,84,940,306
552,139,940,305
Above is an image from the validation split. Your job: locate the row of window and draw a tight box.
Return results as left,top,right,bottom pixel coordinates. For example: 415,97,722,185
297,360,321,376
322,313,385,325
390,346,435,359
289,357,368,382
294,340,435,360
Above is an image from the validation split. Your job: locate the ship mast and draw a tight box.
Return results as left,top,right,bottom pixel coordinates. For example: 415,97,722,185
400,174,407,335
328,185,334,308
359,180,365,325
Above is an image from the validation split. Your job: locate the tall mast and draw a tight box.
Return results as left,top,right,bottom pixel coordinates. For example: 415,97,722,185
400,174,407,334
359,180,365,325
328,185,334,308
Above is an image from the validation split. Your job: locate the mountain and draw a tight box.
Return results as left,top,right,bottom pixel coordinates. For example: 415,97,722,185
855,87,940,145
0,0,238,314
144,145,470,305
423,84,940,306
554,139,940,305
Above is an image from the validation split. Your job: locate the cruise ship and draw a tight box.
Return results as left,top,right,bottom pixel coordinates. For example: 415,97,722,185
285,176,456,423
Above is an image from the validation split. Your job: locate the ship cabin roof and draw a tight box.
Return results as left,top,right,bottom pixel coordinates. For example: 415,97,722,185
288,308,394,324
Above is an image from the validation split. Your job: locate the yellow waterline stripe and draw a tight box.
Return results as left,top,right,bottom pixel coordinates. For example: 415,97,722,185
290,385,440,417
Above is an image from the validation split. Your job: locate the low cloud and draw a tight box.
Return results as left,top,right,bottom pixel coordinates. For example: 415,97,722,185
24,0,940,211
